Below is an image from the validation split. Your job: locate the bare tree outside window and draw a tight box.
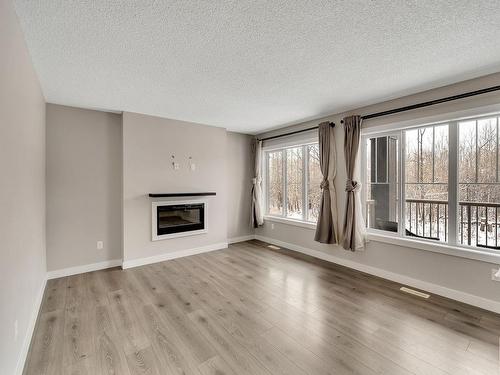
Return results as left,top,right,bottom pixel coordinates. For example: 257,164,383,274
265,143,322,223
286,147,303,219
459,118,500,248
308,144,321,222
267,151,283,215
405,124,449,241
364,115,500,250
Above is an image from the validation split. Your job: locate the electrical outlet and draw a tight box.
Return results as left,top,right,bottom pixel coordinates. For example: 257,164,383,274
491,268,500,281
14,320,18,342
97,241,104,250
492,269,500,282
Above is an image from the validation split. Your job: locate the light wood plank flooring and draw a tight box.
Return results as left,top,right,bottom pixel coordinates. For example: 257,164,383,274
24,240,500,374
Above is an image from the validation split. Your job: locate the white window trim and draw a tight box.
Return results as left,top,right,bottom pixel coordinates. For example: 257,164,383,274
367,231,500,264
263,217,500,263
263,215,316,230
362,112,500,262
263,140,319,225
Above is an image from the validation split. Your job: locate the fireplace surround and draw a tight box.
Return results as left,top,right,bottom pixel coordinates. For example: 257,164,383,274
151,200,207,241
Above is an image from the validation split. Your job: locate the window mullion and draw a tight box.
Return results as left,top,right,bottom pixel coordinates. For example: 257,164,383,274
265,152,269,215
496,116,499,183
282,149,287,218
361,137,367,223
448,121,458,245
303,145,308,221
399,131,405,238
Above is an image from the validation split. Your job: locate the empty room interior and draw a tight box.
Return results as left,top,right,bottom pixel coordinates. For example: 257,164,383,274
3,0,500,374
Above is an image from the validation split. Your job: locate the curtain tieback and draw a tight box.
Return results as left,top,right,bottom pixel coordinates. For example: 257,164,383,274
252,177,262,185
345,179,360,192
320,179,329,190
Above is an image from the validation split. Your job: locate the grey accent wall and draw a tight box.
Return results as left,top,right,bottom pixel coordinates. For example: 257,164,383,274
122,112,228,263
46,104,123,271
227,132,254,240
0,1,47,373
256,72,500,305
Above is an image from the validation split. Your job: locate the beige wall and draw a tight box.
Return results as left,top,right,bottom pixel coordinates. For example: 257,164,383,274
122,112,228,263
257,72,500,305
46,104,122,271
0,0,47,373
227,132,254,240
44,109,254,268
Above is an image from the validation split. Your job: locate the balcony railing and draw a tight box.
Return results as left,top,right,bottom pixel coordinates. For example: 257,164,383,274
368,199,500,249
406,199,448,242
458,201,500,249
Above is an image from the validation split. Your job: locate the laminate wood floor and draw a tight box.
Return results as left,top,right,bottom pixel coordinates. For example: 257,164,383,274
24,240,500,374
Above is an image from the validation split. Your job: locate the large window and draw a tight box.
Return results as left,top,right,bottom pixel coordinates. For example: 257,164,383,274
405,124,449,241
458,117,500,248
265,143,321,223
365,135,399,232
363,114,500,251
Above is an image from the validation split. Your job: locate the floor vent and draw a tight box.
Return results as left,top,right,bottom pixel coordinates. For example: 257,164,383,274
400,287,430,299
267,245,281,250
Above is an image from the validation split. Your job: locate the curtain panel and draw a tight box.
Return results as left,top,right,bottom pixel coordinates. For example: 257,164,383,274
314,122,338,244
342,115,367,251
251,139,264,227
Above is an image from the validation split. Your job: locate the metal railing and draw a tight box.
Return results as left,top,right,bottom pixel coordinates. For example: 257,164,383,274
368,199,500,249
458,201,500,249
406,199,448,242
406,199,500,248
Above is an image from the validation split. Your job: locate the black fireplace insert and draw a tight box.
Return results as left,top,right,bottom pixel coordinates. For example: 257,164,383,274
156,203,205,236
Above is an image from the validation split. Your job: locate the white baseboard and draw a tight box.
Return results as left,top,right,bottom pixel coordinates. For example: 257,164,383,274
15,275,47,375
228,235,256,244
47,259,123,280
122,242,228,269
255,235,500,314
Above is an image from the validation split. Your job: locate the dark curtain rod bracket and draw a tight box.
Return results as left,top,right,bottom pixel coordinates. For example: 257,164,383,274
258,122,334,142
340,84,500,124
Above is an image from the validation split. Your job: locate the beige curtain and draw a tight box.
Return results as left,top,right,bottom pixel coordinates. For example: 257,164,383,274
342,115,366,250
251,139,264,227
314,122,338,243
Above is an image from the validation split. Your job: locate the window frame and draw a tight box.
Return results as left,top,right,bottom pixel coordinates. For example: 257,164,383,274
361,113,500,257
263,141,320,225
361,130,403,236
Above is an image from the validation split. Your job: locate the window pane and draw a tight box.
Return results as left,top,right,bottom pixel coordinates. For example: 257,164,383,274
459,120,476,183
369,138,376,182
458,118,500,248
376,137,387,182
405,125,448,242
307,144,321,222
286,147,303,219
478,118,497,183
434,125,449,183
366,136,399,232
267,151,283,215
405,129,419,183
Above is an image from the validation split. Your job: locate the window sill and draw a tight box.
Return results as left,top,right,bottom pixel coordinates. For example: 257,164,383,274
264,215,317,230
261,218,500,263
367,231,500,264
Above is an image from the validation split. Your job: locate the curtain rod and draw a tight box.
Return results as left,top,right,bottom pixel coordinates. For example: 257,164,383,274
341,84,500,123
258,122,334,142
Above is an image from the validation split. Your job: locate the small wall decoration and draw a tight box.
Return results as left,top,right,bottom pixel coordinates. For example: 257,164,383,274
171,155,180,170
188,156,196,171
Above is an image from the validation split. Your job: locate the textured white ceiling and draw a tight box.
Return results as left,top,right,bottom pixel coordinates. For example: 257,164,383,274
13,0,500,133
